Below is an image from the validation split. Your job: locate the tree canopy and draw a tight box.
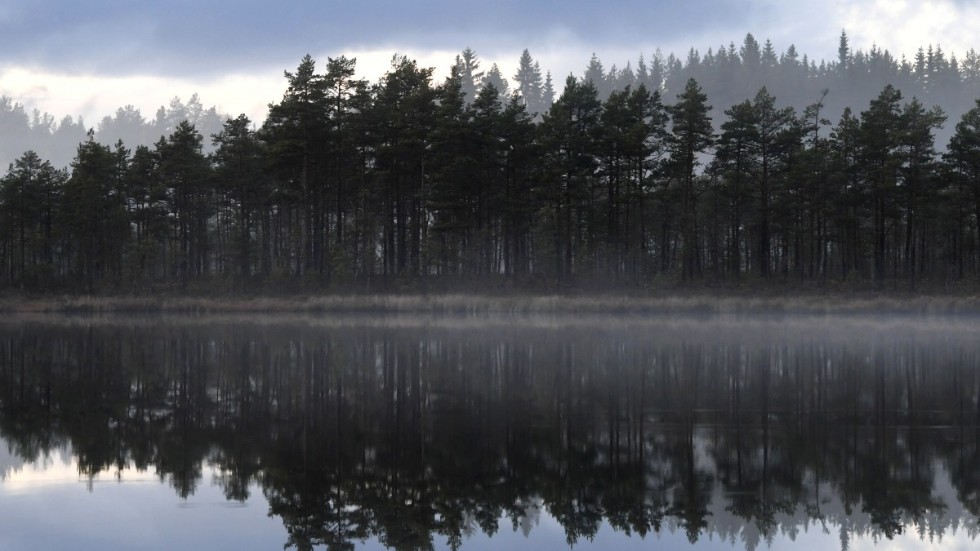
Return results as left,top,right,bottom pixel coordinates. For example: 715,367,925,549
4,33,980,292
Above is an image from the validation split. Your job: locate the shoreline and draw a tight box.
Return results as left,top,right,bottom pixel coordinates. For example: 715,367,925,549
4,292,980,315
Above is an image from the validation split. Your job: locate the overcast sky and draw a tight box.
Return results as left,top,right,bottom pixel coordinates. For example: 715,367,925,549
2,0,979,126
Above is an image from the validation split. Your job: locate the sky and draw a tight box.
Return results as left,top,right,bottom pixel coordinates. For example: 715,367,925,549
1,440,974,550
2,0,980,127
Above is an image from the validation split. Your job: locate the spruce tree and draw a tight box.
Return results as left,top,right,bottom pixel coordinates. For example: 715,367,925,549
513,50,544,115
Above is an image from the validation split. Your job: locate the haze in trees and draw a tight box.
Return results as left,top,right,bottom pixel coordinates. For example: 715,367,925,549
3,31,980,292
0,95,226,171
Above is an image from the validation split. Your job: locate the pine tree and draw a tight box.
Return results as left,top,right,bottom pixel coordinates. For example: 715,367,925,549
828,107,863,280
62,134,130,290
429,66,475,275
713,100,756,275
0,151,65,285
213,114,268,281
538,76,602,280
371,56,438,278
859,85,904,284
156,121,211,283
498,95,538,276
669,79,713,280
600,84,669,276
262,54,329,276
470,84,506,273
324,56,367,274
748,87,799,278
944,99,980,277
896,98,945,285
124,144,167,283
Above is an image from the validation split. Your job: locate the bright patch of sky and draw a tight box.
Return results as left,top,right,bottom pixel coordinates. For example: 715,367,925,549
0,67,285,127
2,0,979,126
839,0,980,61
0,453,285,550
0,434,977,550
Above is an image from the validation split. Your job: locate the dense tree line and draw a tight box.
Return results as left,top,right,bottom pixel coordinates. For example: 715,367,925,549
6,34,980,291
0,94,226,171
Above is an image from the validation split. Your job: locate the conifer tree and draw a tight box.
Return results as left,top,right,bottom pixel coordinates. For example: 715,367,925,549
669,79,713,280
538,77,602,279
0,150,65,285
542,72,556,111
483,63,509,97
897,98,945,285
584,53,609,99
858,85,904,284
124,144,167,282
747,87,800,278
213,114,268,280
156,121,211,283
62,134,129,290
514,50,544,115
454,48,484,103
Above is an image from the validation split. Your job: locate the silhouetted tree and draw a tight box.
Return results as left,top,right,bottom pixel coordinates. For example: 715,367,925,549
669,79,713,280
0,150,65,285
156,121,211,283
61,134,129,290
212,114,268,281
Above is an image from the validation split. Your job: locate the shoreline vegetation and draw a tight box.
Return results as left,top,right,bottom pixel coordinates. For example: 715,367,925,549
5,291,980,315
7,33,980,295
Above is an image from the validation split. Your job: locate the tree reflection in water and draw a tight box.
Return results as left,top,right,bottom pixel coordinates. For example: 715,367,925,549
1,315,980,550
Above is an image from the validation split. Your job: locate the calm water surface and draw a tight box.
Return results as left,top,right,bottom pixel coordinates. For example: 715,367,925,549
2,313,980,550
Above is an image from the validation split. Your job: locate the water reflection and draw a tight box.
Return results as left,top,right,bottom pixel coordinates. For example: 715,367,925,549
2,314,980,550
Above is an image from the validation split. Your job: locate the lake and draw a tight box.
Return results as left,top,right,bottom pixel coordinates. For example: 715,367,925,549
2,313,980,550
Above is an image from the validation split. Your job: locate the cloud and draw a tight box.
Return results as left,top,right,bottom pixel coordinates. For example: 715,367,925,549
837,0,980,59
4,0,980,126
0,0,764,123
4,0,976,81
0,66,285,126
0,0,752,78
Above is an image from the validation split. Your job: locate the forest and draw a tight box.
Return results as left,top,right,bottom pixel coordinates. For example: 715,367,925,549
4,31,980,292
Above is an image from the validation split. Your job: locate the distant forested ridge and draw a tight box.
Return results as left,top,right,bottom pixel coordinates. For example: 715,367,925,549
4,31,980,292
0,94,226,171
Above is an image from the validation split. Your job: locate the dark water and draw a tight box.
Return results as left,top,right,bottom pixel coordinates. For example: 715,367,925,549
2,314,980,551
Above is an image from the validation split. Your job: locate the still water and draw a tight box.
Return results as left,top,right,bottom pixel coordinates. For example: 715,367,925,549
2,313,980,550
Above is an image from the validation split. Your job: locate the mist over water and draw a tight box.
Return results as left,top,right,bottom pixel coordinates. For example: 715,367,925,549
2,314,980,550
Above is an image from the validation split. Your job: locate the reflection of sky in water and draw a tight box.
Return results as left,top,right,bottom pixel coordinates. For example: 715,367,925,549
0,450,283,551
0,443,974,551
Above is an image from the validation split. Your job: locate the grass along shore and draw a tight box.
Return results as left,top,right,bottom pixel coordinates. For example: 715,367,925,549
3,293,980,315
